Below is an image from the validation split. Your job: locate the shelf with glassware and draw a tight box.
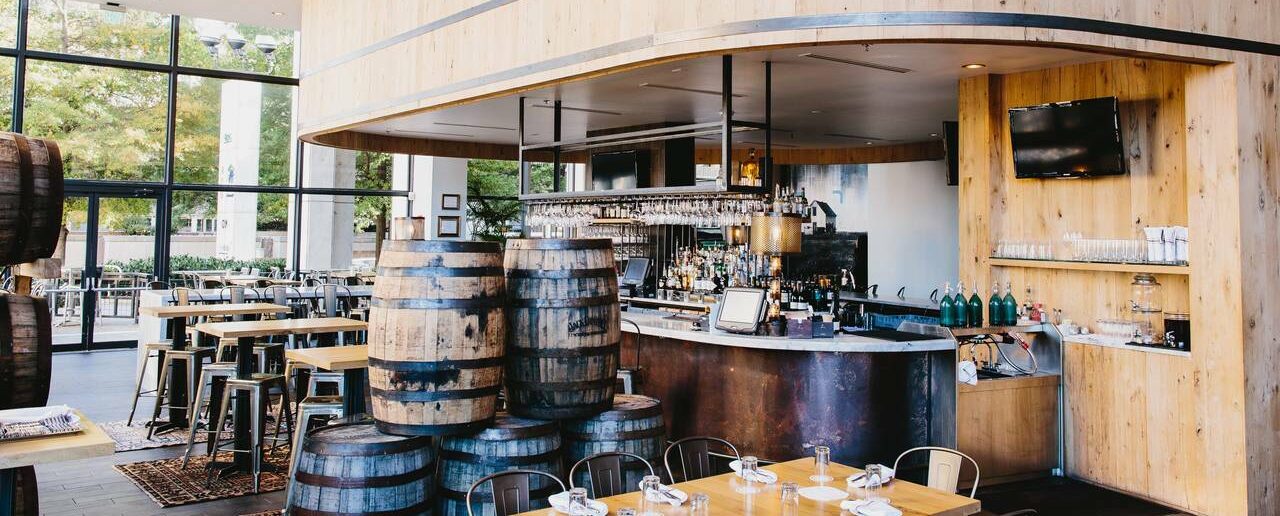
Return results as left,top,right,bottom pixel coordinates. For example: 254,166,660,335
988,257,1191,275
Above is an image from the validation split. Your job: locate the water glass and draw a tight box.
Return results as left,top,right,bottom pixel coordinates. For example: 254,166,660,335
689,493,711,516
780,481,800,516
568,487,588,513
863,464,886,502
810,445,832,482
639,475,662,516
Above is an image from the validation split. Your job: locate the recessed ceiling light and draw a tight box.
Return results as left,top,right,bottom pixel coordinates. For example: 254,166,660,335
671,68,682,73
962,63,987,69
272,11,284,16
865,141,874,145
930,133,939,137
810,110,822,114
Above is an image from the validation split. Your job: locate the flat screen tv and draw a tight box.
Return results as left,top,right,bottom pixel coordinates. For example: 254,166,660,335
1009,96,1126,179
590,149,651,190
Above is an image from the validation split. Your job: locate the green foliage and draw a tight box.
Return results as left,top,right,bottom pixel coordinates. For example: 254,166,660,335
464,159,557,242
107,255,286,275
353,152,392,233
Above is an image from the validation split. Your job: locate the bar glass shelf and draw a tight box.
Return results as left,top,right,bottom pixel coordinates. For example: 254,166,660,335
988,257,1191,275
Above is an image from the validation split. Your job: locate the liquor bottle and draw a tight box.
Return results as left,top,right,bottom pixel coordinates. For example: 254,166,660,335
780,282,792,311
988,281,1003,326
939,282,956,327
1001,282,1018,327
953,281,969,328
797,187,808,216
968,282,984,328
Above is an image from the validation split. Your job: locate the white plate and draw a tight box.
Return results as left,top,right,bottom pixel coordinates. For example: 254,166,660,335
547,491,608,516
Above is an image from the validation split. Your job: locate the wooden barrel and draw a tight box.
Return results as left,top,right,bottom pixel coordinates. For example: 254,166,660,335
0,133,63,266
562,394,666,489
437,414,561,516
0,294,53,411
503,238,620,420
369,239,505,436
289,422,435,516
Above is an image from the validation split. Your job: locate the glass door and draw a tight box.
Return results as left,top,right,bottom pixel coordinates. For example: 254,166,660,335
55,191,160,351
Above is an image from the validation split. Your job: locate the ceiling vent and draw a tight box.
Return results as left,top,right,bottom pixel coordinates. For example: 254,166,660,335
799,53,912,74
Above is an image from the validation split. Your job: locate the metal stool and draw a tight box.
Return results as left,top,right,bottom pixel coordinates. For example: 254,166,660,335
216,340,286,373
179,362,238,469
283,395,345,508
282,362,345,407
616,368,636,395
146,346,217,439
126,340,171,426
208,373,294,493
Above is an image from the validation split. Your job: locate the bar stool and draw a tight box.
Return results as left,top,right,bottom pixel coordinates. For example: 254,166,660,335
207,373,294,493
282,360,345,408
179,362,237,469
146,346,218,439
126,288,203,425
283,395,345,507
216,341,287,373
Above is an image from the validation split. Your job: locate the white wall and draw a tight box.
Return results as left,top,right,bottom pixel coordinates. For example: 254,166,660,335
393,156,468,239
864,160,958,298
790,160,958,299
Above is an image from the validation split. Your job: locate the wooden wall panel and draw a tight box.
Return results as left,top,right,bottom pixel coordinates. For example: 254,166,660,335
298,0,1270,140
956,58,1241,514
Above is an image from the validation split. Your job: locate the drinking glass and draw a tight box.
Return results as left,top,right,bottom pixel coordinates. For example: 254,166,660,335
741,455,761,493
568,487,589,514
689,493,711,516
639,475,662,516
863,464,887,502
810,445,833,482
780,482,800,516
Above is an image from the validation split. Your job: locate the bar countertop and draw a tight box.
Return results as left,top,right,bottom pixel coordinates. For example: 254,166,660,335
619,308,955,353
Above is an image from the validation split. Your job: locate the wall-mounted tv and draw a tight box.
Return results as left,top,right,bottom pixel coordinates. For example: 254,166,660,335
1009,96,1126,179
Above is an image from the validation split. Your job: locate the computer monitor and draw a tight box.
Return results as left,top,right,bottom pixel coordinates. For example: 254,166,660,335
621,257,650,286
715,288,767,334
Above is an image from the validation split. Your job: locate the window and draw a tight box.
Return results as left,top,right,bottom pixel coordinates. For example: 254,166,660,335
23,60,168,181
27,0,171,63
300,193,394,272
0,0,16,48
0,57,12,130
168,190,290,283
173,76,295,186
178,17,296,78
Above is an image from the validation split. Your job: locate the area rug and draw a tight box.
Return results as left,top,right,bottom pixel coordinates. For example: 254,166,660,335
240,511,283,516
99,420,209,452
113,449,290,507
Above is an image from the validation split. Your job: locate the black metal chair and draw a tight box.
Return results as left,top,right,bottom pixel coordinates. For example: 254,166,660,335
569,451,655,498
466,469,566,516
663,436,741,483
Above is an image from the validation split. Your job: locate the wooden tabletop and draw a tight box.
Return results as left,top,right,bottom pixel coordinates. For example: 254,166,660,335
0,410,114,469
514,459,980,516
139,302,290,318
195,317,367,338
285,345,368,370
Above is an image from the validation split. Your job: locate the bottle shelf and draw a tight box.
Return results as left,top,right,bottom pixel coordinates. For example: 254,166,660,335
988,257,1190,276
948,325,1048,338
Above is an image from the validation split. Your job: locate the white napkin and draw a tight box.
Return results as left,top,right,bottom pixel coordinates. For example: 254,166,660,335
728,460,779,484
547,491,608,516
637,481,688,506
841,499,903,516
957,360,978,386
847,465,896,488
0,405,78,425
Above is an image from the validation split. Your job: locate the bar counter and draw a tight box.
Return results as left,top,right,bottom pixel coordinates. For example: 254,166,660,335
619,308,957,466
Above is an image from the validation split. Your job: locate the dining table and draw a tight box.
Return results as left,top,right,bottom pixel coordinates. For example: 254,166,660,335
0,410,114,516
137,303,291,433
513,458,981,516
192,317,368,478
284,344,369,415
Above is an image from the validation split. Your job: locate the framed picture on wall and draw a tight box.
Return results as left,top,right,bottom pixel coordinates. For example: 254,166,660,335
441,193,461,210
437,215,461,237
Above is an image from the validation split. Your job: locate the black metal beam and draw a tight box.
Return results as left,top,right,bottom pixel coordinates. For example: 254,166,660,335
764,60,772,189
721,55,732,185
552,99,562,192
11,0,28,132
155,15,181,283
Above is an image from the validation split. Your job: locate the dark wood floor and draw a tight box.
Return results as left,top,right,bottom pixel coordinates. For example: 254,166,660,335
33,349,1188,516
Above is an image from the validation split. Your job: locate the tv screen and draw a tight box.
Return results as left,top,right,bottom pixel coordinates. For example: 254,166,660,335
1009,96,1126,179
591,150,650,190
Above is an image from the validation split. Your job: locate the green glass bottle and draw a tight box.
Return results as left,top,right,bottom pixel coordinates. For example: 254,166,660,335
1001,281,1018,326
988,281,1003,326
939,282,956,328
968,282,984,328
953,281,969,328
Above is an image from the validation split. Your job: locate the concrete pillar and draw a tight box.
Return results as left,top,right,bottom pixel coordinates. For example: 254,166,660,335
298,145,357,269
214,80,261,260
406,156,468,239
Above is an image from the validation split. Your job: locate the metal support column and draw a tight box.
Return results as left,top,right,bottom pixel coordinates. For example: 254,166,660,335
764,60,773,189
720,55,733,183
552,100,562,192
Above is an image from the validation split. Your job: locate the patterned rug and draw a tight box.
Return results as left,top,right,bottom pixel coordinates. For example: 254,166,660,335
113,448,291,507
99,420,209,452
240,512,283,516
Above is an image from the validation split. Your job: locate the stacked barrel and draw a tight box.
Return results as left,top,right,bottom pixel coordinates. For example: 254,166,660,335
298,232,665,515
0,131,63,516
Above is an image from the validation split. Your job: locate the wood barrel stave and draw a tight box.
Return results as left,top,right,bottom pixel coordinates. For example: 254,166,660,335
288,422,435,515
562,395,666,489
0,133,63,266
437,414,561,516
504,239,621,420
369,239,505,436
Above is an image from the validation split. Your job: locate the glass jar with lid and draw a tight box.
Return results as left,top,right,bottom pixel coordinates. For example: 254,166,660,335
1129,273,1163,344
